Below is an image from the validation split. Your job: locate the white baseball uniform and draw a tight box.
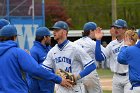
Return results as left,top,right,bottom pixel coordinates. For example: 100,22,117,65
43,40,95,93
102,39,131,93
74,36,103,93
132,87,140,93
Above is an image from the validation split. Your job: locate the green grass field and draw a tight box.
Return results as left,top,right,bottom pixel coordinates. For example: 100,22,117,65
97,68,113,78
104,90,112,93
97,68,113,93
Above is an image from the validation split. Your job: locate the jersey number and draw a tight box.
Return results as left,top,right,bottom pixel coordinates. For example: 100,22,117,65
65,66,72,73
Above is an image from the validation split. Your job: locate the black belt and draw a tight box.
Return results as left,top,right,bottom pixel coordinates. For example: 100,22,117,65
115,73,127,76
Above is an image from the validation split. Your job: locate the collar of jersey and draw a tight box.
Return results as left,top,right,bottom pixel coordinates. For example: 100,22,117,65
58,39,69,50
117,39,123,43
83,36,92,40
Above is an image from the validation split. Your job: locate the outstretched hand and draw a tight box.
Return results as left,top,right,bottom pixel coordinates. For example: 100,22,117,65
56,69,77,87
60,77,73,88
95,27,103,40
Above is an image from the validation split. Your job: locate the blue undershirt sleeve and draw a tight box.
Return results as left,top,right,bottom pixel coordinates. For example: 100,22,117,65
95,40,105,62
79,62,96,78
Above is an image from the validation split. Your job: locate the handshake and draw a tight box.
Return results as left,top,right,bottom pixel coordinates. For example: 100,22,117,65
56,69,79,88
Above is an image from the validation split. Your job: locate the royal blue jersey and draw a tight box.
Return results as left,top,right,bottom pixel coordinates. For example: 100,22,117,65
30,41,51,64
118,40,140,84
0,40,61,93
28,41,55,93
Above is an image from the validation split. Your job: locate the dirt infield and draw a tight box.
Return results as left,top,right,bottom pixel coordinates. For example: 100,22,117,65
100,78,112,90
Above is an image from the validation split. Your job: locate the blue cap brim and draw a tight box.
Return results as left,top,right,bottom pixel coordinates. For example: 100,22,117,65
111,25,122,28
49,27,61,30
0,33,22,37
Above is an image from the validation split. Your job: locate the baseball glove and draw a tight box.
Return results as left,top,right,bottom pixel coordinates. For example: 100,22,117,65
56,69,76,85
125,30,138,45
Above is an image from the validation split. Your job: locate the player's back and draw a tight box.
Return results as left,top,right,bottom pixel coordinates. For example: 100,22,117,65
118,42,140,83
74,36,104,93
0,41,28,93
74,37,96,59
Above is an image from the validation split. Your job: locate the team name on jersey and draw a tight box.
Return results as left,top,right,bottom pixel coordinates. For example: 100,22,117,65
54,57,71,64
112,47,121,54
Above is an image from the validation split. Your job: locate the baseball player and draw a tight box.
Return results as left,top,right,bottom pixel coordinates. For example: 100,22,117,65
0,25,72,93
0,18,10,29
117,29,139,93
43,21,97,93
95,19,132,93
74,22,103,93
27,27,55,93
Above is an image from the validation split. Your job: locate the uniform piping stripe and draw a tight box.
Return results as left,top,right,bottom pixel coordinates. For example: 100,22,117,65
84,60,94,68
42,64,53,71
101,52,106,60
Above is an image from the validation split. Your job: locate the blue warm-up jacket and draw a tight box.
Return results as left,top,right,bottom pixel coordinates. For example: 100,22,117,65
117,41,140,86
27,41,55,93
0,40,61,93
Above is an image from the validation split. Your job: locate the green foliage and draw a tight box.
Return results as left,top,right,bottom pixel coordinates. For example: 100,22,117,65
117,0,140,28
45,0,70,28
60,0,112,29
45,0,140,29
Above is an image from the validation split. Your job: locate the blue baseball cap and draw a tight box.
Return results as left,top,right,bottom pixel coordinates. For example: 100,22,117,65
0,19,10,29
83,22,97,31
36,27,51,36
112,19,127,28
0,25,20,37
50,21,69,31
